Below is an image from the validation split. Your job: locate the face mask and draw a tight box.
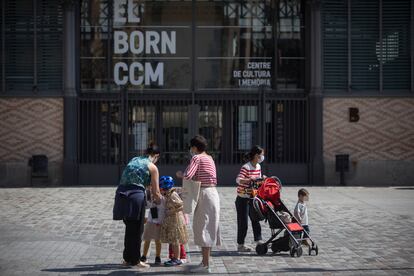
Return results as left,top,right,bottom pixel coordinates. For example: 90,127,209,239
258,155,265,163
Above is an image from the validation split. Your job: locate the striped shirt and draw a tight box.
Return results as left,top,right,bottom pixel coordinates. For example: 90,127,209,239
236,162,262,196
184,154,217,187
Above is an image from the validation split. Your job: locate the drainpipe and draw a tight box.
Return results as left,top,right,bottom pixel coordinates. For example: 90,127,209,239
63,0,78,185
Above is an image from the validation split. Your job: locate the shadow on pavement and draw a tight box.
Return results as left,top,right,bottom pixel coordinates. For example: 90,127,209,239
41,263,195,275
186,250,291,258
41,264,414,275
41,263,130,273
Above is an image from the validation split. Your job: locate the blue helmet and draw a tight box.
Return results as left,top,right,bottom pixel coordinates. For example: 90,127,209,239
159,176,174,190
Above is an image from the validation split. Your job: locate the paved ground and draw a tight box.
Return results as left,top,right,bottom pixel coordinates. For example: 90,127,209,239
0,186,413,276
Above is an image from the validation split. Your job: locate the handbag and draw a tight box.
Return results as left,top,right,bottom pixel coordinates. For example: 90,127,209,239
182,179,201,214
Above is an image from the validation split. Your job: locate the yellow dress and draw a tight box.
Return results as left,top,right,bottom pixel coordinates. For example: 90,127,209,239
160,188,189,244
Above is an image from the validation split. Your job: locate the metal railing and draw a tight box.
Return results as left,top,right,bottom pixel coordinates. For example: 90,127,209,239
78,91,309,166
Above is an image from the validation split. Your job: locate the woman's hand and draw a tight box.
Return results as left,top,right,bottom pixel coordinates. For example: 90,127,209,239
240,178,253,184
176,170,184,179
153,194,161,205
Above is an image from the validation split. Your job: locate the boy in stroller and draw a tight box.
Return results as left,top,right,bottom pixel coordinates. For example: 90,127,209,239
250,177,318,257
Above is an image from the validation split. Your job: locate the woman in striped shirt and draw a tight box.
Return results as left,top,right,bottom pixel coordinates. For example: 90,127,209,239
235,145,265,252
176,135,220,273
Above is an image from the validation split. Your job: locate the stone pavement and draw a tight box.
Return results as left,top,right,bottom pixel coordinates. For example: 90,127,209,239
0,186,413,276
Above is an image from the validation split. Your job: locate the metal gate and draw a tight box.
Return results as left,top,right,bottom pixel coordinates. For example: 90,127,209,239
78,91,309,185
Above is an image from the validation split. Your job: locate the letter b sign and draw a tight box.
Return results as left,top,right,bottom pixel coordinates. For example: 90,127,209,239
349,107,359,122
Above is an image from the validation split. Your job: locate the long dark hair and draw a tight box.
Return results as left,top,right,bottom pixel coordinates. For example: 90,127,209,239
145,142,160,155
243,145,264,162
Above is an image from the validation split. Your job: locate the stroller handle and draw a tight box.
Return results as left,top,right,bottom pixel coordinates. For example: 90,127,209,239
250,176,283,190
245,176,283,198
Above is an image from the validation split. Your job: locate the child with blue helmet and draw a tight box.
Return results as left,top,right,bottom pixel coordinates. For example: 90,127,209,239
159,176,189,267
159,176,174,190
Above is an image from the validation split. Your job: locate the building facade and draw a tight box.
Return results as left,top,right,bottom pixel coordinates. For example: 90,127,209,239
0,0,412,186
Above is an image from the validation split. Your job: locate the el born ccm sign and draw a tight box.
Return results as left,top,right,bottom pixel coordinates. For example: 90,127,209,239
113,0,175,87
112,0,272,88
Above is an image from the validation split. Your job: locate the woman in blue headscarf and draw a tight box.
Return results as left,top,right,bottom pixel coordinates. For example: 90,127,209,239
113,143,162,268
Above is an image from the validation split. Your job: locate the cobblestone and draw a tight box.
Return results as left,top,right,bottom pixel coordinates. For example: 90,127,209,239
0,186,413,275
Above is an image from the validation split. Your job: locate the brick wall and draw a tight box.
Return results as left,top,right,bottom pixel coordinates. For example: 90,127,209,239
0,98,63,186
0,98,63,162
323,98,414,185
324,98,414,161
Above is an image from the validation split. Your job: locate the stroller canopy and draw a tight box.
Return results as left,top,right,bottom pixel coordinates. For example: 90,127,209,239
257,177,282,206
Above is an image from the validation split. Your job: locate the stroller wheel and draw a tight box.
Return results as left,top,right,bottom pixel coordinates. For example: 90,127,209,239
271,242,280,253
256,243,268,255
309,244,319,256
289,246,296,257
296,246,303,257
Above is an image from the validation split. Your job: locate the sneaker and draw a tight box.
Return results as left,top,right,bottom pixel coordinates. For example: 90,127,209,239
164,258,183,267
155,256,161,265
140,256,147,263
190,263,210,274
237,244,252,252
255,240,263,245
136,261,150,268
180,258,188,264
121,260,131,266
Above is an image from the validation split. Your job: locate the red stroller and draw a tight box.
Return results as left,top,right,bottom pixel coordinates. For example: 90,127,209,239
250,177,318,257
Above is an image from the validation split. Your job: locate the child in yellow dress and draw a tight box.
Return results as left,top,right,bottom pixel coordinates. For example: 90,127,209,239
159,176,188,266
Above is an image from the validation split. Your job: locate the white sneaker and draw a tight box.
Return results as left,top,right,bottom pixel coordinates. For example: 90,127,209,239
190,263,210,273
180,258,188,264
237,244,252,252
135,261,150,269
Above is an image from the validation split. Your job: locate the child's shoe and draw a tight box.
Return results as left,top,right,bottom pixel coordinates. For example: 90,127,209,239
140,256,147,263
237,244,252,252
136,261,150,268
164,258,182,267
154,256,161,265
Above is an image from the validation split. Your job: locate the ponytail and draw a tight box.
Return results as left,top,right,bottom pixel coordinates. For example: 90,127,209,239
145,142,160,155
243,145,264,162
